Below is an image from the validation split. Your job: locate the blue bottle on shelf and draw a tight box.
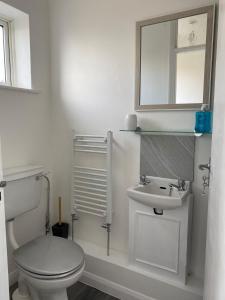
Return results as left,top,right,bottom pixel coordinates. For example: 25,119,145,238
195,104,212,134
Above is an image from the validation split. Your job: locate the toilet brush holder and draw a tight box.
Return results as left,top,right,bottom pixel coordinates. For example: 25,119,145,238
52,222,69,239
52,197,69,239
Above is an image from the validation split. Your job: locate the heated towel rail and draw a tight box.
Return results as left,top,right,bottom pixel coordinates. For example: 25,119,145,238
71,131,113,255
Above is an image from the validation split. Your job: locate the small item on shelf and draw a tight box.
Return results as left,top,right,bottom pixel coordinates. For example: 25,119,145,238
195,104,212,134
52,197,69,239
124,114,137,130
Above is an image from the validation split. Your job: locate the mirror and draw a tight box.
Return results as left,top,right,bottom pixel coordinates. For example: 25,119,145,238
135,6,215,111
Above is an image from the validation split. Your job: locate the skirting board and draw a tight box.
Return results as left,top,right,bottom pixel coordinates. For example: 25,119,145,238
9,268,199,300
81,271,157,300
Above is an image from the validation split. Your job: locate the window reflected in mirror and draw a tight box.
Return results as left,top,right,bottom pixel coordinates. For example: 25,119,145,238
136,6,214,110
140,13,207,106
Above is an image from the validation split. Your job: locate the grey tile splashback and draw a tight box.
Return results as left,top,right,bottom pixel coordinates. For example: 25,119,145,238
140,135,195,181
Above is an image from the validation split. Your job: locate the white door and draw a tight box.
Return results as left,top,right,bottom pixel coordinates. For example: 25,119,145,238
0,141,9,300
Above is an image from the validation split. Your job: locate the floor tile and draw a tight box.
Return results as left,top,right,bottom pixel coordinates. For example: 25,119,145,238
10,281,120,300
68,282,119,300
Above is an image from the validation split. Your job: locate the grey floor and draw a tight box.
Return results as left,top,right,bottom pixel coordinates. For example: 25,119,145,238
10,282,119,300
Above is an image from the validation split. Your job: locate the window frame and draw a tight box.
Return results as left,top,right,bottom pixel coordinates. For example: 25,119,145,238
0,18,11,86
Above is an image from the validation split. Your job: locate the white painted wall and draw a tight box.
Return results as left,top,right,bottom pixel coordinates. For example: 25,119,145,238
48,0,215,281
204,0,225,298
0,0,51,280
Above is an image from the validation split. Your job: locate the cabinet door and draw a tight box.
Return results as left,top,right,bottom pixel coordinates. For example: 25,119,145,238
0,140,9,300
134,210,180,273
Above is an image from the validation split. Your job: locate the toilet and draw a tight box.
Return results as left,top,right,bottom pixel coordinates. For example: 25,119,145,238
14,236,85,300
3,165,85,300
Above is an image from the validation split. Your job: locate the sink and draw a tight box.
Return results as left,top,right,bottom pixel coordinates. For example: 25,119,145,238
127,177,190,209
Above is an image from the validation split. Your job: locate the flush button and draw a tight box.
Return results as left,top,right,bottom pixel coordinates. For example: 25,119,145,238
0,181,6,188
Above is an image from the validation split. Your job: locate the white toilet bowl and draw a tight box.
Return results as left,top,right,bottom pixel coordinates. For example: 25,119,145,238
18,262,85,300
13,236,85,300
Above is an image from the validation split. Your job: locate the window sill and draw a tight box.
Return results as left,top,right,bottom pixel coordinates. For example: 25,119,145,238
0,84,40,94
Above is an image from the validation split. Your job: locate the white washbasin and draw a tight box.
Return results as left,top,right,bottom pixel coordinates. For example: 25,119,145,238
127,177,190,210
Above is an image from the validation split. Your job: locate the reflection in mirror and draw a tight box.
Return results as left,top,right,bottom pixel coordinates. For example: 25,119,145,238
140,14,207,106
140,21,172,105
176,49,205,104
176,14,207,104
136,6,214,110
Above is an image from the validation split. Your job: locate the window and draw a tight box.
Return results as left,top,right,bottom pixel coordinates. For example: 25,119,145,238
0,18,11,85
0,1,31,90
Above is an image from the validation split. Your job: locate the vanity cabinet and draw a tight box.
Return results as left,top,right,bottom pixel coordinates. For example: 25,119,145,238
128,194,193,284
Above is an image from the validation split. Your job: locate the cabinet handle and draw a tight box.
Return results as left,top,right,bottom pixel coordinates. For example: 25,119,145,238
153,208,163,215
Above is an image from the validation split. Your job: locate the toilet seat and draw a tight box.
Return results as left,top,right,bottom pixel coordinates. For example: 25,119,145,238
14,236,84,278
17,261,85,280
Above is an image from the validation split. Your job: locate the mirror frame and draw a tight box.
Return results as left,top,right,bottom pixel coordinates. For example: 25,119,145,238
135,5,215,111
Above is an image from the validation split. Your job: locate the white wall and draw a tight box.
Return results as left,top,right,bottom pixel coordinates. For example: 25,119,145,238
48,0,215,281
0,0,51,278
204,0,225,298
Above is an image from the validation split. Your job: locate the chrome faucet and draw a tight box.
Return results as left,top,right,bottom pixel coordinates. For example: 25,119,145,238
169,178,186,191
140,175,151,185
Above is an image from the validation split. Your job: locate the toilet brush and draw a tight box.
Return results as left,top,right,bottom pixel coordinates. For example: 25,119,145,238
52,197,69,239
59,196,62,226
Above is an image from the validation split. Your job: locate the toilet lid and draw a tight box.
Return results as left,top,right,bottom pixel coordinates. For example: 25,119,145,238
14,236,84,276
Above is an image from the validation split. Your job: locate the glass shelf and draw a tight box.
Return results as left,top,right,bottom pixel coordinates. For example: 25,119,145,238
120,128,212,137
